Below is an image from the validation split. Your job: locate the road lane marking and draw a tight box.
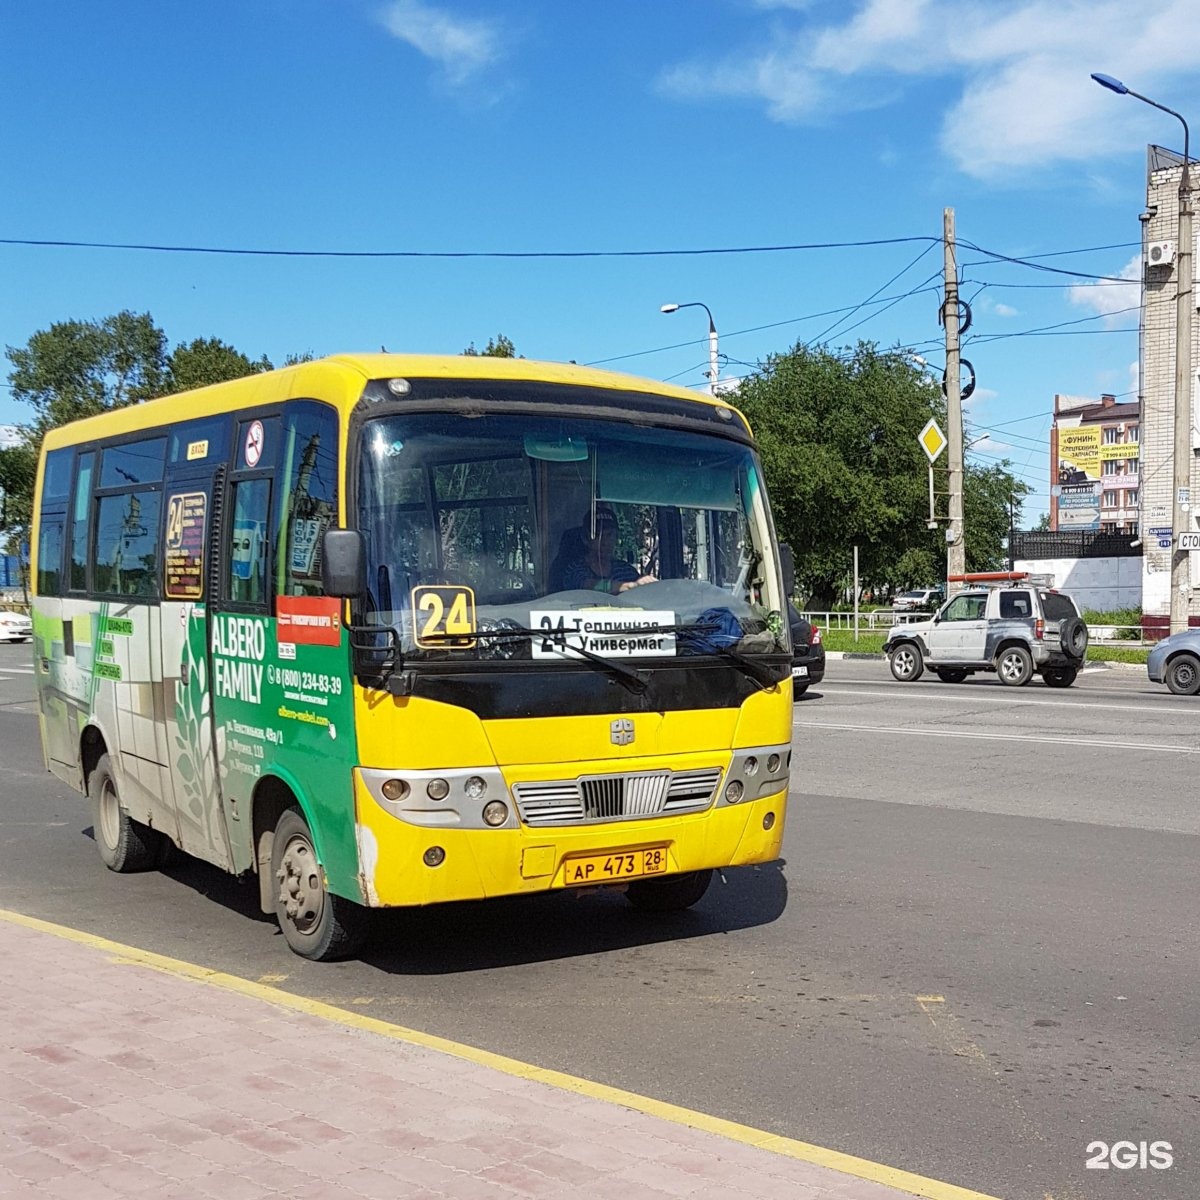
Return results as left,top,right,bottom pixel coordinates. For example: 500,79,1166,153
815,684,1175,717
792,719,1200,754
0,907,1002,1200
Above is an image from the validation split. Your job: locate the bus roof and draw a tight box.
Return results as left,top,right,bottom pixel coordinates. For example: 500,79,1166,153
41,353,744,451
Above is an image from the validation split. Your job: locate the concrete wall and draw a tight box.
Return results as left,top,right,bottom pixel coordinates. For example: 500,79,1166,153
1014,555,1142,612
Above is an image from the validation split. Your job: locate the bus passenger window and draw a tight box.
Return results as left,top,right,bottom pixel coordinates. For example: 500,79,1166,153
69,452,94,591
37,520,64,597
228,479,271,606
93,491,162,598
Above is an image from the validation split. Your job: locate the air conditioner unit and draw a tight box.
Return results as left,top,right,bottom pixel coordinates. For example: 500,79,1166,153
1117,423,1126,433
1146,240,1176,266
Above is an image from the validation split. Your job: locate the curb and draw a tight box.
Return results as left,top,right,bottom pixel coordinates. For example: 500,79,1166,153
826,650,885,660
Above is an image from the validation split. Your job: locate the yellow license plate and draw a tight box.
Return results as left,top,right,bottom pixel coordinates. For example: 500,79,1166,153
562,847,668,886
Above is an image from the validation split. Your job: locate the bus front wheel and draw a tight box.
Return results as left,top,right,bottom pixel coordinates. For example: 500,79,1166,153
90,752,167,873
270,807,368,961
625,869,712,912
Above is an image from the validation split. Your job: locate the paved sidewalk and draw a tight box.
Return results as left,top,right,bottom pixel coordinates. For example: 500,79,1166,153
0,912,995,1200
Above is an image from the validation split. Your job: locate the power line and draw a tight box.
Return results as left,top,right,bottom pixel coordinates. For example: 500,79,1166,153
0,234,940,260
958,239,1134,283
588,282,945,368
0,233,1141,270
804,245,939,347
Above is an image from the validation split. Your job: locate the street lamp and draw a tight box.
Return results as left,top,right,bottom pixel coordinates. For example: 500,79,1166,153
661,302,719,395
1092,72,1194,634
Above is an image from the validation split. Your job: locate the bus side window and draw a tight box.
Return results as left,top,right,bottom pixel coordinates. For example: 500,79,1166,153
37,520,64,597
93,491,162,598
277,402,338,597
69,452,94,592
227,478,271,607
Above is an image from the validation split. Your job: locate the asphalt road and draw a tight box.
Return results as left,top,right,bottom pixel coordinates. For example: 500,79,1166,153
1,641,1196,1200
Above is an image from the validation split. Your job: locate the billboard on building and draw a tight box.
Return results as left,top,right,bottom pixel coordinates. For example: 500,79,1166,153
1057,425,1101,484
1057,484,1101,530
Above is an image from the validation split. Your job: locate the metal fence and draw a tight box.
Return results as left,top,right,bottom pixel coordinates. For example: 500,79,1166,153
1010,530,1142,560
799,611,1150,645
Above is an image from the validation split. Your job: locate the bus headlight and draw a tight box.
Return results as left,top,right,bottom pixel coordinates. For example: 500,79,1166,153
744,756,759,776
423,846,445,867
381,778,409,802
767,754,781,774
464,775,487,800
426,778,450,801
482,801,508,827
725,780,744,803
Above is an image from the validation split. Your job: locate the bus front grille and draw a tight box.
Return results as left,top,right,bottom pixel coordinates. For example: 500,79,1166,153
513,768,721,827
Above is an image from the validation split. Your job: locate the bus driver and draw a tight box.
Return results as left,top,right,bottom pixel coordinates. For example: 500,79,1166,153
561,503,657,594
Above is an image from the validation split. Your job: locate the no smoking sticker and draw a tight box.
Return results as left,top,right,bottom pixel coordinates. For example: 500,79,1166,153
244,420,264,468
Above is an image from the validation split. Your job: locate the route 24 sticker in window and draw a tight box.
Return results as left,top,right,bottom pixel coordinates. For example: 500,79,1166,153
411,585,476,649
164,491,207,600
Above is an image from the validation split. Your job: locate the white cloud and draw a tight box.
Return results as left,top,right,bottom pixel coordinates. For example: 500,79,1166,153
377,1,505,87
977,297,1019,319
1068,254,1141,324
657,0,1200,180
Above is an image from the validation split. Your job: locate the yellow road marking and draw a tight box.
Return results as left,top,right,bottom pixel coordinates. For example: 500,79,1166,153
0,908,1001,1200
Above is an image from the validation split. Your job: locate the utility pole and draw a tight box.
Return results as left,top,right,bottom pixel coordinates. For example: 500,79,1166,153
1008,494,1016,572
1171,151,1194,633
943,208,966,592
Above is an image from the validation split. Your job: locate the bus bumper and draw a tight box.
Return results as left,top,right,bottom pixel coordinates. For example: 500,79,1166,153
352,774,788,908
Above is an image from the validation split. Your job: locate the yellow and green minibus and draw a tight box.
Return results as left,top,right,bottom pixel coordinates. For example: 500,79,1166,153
31,354,794,959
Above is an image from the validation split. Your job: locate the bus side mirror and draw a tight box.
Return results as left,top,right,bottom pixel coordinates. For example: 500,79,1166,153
779,542,796,599
322,529,366,598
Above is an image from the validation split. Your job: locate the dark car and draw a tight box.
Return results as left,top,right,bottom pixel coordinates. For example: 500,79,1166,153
788,603,825,698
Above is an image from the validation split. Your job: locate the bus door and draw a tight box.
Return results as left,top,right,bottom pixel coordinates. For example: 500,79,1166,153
205,403,360,896
32,448,75,778
159,419,236,871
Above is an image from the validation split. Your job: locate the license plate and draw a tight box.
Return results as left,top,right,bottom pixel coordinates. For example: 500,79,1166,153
562,847,668,886
792,664,808,678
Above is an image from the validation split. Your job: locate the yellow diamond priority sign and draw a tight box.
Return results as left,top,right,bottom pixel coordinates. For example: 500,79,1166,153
919,418,947,464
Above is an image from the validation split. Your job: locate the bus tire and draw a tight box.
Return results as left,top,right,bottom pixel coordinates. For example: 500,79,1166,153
626,869,712,912
90,752,164,873
270,807,368,961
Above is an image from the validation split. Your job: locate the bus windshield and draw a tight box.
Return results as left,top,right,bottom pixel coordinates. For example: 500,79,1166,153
356,410,787,661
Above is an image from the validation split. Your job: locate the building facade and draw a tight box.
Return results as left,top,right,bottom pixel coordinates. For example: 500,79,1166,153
1050,393,1140,534
1138,146,1200,624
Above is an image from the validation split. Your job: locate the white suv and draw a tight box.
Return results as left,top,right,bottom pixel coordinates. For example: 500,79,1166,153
884,584,1088,688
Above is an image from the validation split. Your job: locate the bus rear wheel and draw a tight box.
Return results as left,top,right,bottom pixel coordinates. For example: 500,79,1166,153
90,752,166,873
626,869,712,912
270,807,368,961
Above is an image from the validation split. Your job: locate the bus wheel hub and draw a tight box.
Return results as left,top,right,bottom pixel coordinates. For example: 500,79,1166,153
277,840,321,929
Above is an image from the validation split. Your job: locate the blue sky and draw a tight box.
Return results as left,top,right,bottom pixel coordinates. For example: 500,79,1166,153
3,0,1198,520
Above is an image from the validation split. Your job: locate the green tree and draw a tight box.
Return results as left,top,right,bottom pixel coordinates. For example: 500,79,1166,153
964,462,1031,572
3,312,284,561
733,339,1027,605
166,338,272,394
462,334,519,358
0,441,38,599
6,311,168,436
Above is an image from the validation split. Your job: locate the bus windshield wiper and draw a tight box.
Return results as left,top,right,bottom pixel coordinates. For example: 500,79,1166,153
706,643,783,690
678,620,785,691
434,627,649,695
